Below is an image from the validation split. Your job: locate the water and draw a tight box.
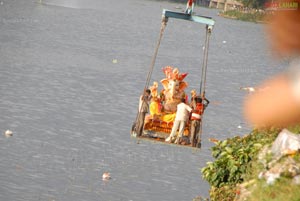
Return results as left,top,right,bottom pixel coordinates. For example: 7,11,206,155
0,0,286,200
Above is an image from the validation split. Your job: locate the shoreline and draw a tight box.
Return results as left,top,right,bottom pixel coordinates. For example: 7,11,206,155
218,10,268,24
201,126,300,200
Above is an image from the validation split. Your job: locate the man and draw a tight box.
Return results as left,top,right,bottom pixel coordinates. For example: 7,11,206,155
165,98,192,144
135,89,151,136
190,90,210,110
190,89,197,109
185,0,195,14
189,96,209,146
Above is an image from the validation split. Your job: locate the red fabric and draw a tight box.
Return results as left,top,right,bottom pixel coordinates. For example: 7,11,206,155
191,103,204,120
188,0,194,6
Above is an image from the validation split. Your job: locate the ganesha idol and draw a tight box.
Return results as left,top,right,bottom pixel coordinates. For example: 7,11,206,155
145,66,188,124
160,66,188,113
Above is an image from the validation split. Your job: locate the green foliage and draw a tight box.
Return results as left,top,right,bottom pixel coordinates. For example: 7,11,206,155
294,152,300,162
247,177,300,201
238,0,267,8
222,10,266,23
201,128,280,201
209,185,237,201
201,128,280,188
202,126,300,200
286,124,300,134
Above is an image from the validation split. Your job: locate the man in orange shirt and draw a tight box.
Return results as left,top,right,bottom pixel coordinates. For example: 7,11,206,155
190,96,209,147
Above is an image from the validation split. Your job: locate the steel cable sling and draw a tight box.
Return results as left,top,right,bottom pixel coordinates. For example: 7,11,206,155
132,17,168,136
197,25,212,147
199,25,212,97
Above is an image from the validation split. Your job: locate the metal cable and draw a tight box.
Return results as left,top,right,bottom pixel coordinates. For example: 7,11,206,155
198,25,212,147
199,25,211,97
144,16,168,92
132,16,168,134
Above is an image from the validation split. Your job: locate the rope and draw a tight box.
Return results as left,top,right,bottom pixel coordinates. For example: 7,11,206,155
132,16,168,135
198,25,212,147
199,25,212,97
143,16,168,92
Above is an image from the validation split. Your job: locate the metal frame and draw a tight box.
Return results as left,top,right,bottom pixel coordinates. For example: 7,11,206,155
162,9,215,148
132,8,215,149
163,9,215,27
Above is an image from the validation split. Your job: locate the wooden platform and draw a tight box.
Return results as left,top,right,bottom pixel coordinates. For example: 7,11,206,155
130,118,201,148
143,119,190,139
132,135,201,149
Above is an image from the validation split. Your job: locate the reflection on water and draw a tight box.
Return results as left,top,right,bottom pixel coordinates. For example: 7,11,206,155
42,0,110,9
42,0,89,9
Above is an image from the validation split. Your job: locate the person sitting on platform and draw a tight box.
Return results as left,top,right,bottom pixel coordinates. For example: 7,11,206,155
150,81,159,98
147,96,162,121
165,98,192,144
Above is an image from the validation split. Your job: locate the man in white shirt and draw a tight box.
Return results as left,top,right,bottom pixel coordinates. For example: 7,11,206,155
165,98,192,144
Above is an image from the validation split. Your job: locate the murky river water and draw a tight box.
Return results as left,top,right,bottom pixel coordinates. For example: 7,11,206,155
0,0,286,200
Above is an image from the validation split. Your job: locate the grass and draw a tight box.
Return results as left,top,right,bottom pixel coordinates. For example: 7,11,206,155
220,10,267,23
239,150,300,201
247,177,300,201
202,125,300,200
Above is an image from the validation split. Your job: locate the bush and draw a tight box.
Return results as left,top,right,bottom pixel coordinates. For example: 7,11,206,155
201,128,281,200
221,10,266,23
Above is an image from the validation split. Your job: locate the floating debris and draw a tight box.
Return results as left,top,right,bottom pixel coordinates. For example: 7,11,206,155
222,40,227,44
112,59,118,64
209,138,219,143
237,125,242,129
240,86,270,93
4,130,13,137
102,172,111,181
240,86,256,93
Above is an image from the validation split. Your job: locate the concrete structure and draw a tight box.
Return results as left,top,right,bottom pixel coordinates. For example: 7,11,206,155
209,0,243,11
